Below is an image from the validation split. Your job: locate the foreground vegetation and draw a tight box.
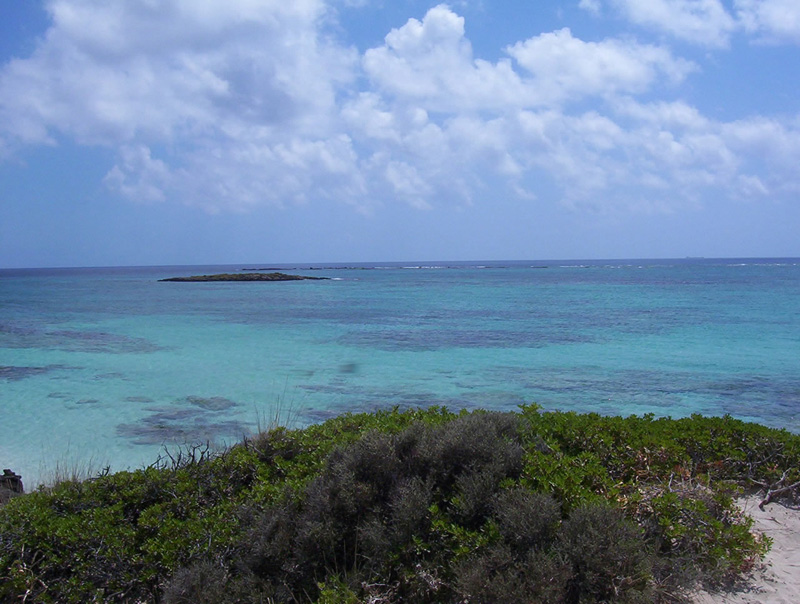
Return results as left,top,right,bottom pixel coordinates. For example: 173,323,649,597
1,406,799,603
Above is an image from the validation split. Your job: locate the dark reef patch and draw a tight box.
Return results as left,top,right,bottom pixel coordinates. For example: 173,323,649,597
294,383,525,424
95,372,129,380
75,398,102,405
338,327,594,352
116,395,246,446
47,330,162,354
484,365,800,431
182,395,237,411
124,396,155,403
1,325,161,354
0,365,64,382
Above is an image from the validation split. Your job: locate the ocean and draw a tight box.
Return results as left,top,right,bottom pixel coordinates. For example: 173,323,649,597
1,259,798,486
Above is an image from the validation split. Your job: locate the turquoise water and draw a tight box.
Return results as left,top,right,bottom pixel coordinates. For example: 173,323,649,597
1,259,799,486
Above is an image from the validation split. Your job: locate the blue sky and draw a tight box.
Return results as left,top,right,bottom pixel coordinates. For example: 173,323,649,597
1,0,799,268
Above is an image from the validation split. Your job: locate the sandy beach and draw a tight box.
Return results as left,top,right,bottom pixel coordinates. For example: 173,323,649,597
694,496,800,604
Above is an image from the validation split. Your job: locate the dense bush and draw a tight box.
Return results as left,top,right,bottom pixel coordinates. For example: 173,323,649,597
211,412,529,602
0,406,795,602
492,488,560,552
455,545,571,603
557,503,652,603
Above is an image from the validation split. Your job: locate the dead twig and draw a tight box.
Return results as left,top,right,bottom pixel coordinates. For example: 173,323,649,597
759,470,800,510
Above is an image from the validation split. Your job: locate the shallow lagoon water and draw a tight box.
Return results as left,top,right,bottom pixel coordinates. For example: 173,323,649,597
1,259,798,486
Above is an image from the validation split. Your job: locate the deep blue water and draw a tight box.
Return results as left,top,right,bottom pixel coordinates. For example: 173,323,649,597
1,258,798,485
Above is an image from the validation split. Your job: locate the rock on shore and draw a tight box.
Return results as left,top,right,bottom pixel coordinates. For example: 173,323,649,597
0,469,23,505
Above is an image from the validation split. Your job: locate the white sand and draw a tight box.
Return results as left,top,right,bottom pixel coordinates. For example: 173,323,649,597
693,496,800,604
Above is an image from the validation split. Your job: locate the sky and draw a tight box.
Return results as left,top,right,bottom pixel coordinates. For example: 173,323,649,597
1,0,799,268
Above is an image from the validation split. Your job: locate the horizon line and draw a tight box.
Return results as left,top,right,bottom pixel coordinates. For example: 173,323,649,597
3,255,800,271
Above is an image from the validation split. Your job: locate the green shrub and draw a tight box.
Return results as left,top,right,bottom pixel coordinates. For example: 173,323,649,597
1,406,797,603
493,488,561,553
557,503,653,603
161,560,249,604
455,545,571,603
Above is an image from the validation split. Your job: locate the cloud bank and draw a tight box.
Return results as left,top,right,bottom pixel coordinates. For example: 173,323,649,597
1,0,799,215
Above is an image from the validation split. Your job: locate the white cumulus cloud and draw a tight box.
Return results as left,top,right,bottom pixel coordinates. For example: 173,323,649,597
363,6,694,110
506,28,696,103
0,0,360,210
586,0,738,47
736,0,800,44
362,5,530,112
1,0,799,216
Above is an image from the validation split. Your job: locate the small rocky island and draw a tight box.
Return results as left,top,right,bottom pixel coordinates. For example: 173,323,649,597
159,272,329,282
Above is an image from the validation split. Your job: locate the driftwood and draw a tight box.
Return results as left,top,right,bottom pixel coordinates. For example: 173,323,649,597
758,469,800,510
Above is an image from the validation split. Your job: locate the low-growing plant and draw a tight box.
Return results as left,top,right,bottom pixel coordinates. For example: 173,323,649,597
1,406,797,603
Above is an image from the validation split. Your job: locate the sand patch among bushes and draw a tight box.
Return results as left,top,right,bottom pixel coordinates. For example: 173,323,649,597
694,496,800,603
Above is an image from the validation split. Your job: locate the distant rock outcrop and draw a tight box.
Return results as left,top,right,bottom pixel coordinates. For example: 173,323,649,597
159,272,330,282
